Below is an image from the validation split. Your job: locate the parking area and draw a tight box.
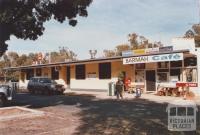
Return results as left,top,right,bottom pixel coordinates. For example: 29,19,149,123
0,91,200,135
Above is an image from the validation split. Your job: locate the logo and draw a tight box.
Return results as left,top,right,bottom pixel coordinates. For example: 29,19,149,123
166,100,198,131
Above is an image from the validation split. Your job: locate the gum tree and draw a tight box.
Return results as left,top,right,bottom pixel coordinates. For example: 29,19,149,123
0,0,92,56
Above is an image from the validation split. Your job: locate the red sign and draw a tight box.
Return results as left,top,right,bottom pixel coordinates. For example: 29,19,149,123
38,53,43,60
176,82,198,87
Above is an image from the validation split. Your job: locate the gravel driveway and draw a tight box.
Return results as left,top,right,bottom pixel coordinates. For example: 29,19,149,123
0,92,199,135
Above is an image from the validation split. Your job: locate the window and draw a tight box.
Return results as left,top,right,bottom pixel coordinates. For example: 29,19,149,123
36,68,42,76
51,67,59,80
31,77,38,82
26,69,34,80
40,78,52,83
157,72,168,82
158,62,169,69
75,65,85,79
183,68,197,82
170,69,181,81
157,69,169,72
170,61,182,68
136,63,145,69
184,57,197,67
135,70,145,82
99,63,111,79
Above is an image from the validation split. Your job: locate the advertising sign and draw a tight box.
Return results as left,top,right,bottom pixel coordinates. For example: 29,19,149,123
133,49,145,55
145,47,159,54
176,82,198,87
159,46,173,52
122,50,133,56
123,53,183,64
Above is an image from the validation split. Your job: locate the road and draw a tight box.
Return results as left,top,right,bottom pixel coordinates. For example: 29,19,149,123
0,92,199,135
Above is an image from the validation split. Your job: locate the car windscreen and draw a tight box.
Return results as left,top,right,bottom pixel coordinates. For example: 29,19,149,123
41,78,52,83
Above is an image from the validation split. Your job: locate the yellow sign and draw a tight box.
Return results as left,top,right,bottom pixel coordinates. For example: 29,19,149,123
133,49,145,54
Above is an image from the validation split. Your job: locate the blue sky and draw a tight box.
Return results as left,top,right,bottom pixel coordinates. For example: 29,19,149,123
7,0,199,59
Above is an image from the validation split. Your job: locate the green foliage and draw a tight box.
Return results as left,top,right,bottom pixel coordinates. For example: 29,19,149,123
0,0,93,56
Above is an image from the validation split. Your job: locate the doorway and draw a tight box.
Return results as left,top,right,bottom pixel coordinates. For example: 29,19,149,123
66,66,70,88
146,70,156,91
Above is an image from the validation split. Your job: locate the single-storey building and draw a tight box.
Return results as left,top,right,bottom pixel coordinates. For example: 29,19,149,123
4,37,200,95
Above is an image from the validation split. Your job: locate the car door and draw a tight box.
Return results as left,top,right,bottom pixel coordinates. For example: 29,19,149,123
37,78,43,91
34,78,40,90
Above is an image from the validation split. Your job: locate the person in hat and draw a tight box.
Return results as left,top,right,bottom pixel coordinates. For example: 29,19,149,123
115,78,124,99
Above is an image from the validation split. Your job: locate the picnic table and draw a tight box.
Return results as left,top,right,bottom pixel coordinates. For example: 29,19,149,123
157,83,178,96
127,83,144,93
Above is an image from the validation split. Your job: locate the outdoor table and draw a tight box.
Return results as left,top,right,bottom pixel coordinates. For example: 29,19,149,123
157,83,177,96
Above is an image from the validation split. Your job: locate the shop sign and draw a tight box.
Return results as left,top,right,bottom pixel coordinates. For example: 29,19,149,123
87,72,97,78
133,49,145,55
176,82,198,87
150,53,183,62
159,46,173,52
123,53,183,64
123,56,148,64
145,47,159,54
122,50,133,56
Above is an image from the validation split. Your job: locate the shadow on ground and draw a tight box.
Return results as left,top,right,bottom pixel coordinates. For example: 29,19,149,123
11,93,200,135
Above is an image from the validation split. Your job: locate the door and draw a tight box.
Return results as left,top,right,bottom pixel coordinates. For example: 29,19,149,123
146,70,156,91
66,66,70,87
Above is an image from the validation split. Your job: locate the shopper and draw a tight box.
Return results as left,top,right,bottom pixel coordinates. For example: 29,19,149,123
115,78,124,99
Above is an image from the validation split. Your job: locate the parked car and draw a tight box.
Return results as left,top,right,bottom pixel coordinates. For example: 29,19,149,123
27,77,65,95
0,84,15,107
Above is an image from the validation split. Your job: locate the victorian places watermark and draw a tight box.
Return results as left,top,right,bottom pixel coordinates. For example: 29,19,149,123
166,99,198,131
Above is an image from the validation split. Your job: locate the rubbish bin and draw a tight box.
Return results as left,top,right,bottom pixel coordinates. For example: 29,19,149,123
108,82,115,96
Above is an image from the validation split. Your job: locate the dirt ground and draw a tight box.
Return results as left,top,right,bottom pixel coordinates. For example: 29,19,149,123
0,108,29,117
0,92,199,135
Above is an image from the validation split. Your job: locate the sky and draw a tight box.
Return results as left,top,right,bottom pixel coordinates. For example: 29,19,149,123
7,0,199,59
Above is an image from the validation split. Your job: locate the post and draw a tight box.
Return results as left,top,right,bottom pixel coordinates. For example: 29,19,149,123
49,52,51,64
196,48,200,95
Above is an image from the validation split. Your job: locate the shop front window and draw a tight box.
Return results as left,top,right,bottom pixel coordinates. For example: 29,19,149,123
135,70,145,82
136,63,145,69
158,62,169,69
183,68,197,82
184,57,197,67
170,68,181,81
170,61,182,68
157,72,168,82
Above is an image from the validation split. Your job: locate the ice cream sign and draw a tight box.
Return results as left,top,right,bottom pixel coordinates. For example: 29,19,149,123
123,53,183,64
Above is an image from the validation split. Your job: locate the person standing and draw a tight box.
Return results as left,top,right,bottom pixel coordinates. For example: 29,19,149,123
115,78,124,99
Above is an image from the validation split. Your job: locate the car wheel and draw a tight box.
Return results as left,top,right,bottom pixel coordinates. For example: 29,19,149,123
0,95,6,107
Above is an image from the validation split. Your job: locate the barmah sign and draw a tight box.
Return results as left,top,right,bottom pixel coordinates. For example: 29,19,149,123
123,53,183,64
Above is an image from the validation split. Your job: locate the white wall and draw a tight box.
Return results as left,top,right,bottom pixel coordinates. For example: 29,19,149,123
70,78,118,90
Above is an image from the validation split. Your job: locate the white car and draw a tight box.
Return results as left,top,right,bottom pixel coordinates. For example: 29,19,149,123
0,84,14,107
